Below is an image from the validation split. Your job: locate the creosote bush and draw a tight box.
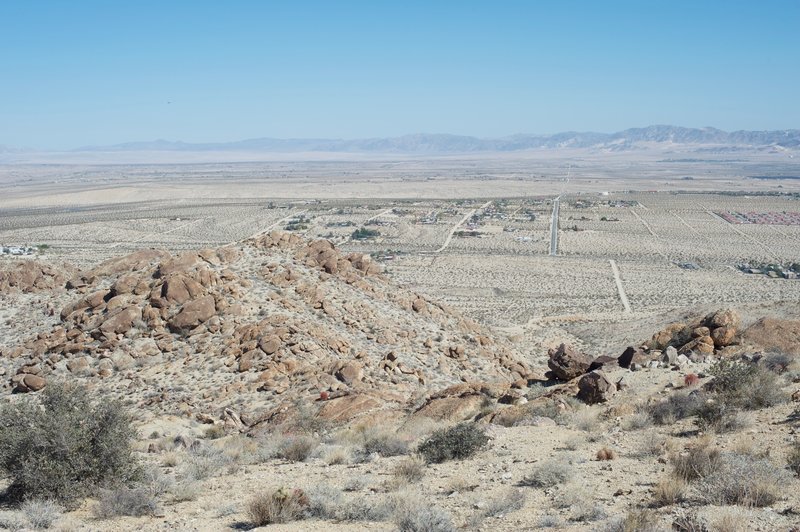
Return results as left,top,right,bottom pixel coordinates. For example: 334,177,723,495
417,423,488,463
0,383,139,505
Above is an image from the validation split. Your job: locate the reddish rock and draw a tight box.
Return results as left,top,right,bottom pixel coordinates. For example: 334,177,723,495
168,296,216,332
547,343,592,381
711,326,737,347
577,371,616,404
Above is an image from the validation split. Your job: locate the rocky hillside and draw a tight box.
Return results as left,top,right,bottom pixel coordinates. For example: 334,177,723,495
0,232,535,429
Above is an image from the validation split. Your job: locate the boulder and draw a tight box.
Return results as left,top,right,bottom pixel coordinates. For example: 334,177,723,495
168,296,216,332
618,346,649,369
334,362,363,385
711,326,737,348
661,346,678,364
547,344,592,381
99,306,142,336
705,308,741,330
577,371,616,404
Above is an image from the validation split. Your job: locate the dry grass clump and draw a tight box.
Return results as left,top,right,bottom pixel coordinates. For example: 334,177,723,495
247,488,309,526
417,423,488,463
467,487,525,528
600,509,660,532
651,476,687,507
93,487,159,519
621,411,652,431
634,432,669,458
362,427,411,457
520,460,573,488
566,408,600,432
710,508,750,532
392,456,426,484
596,447,616,461
306,484,392,522
671,438,722,481
392,491,455,532
275,434,319,462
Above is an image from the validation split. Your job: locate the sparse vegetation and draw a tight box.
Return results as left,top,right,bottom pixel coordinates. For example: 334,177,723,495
417,423,488,463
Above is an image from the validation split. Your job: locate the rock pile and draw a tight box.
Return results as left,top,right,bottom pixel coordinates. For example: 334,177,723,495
0,232,535,429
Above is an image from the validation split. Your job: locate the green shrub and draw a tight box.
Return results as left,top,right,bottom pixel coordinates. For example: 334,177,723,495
417,423,488,463
0,383,138,505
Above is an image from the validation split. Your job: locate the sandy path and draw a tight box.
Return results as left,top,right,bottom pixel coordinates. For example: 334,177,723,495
549,197,560,256
434,201,491,253
108,217,205,249
236,209,307,244
609,259,632,313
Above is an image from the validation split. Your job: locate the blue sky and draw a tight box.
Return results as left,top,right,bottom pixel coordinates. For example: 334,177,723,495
1,1,798,149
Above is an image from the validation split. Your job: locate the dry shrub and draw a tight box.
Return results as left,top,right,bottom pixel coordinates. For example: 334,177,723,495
672,509,708,532
276,434,319,462
392,491,455,532
93,487,159,519
621,411,652,431
392,456,426,484
596,447,616,461
671,438,722,481
362,427,410,457
601,509,660,532
520,460,573,488
699,452,789,507
787,442,800,476
652,476,687,507
20,499,62,530
247,488,308,526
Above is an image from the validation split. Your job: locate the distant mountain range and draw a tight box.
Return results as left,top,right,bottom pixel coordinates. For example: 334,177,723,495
6,126,800,155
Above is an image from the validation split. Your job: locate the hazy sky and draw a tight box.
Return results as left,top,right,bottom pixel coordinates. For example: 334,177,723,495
1,1,798,149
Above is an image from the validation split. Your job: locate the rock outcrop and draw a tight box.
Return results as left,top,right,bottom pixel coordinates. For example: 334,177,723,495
0,233,535,428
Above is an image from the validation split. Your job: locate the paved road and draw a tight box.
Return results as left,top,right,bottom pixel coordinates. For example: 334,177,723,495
549,197,560,256
434,201,491,253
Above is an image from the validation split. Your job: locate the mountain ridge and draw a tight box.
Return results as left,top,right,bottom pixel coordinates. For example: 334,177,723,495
70,125,800,153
